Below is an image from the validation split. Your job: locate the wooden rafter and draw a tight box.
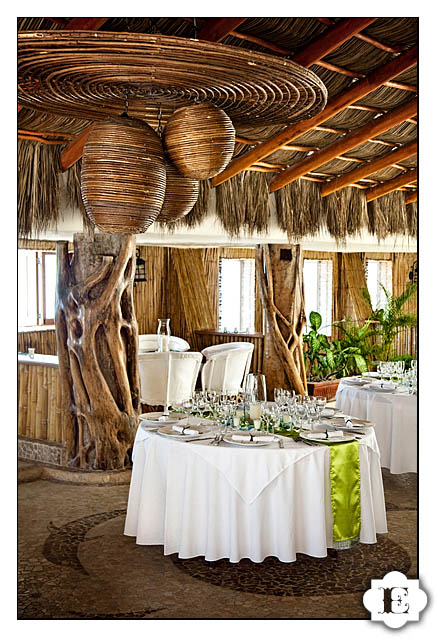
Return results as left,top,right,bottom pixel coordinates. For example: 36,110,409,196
365,169,417,201
64,17,109,30
405,191,417,204
211,46,417,186
321,140,417,196
316,18,405,53
60,124,95,171
198,18,246,42
268,98,417,192
291,18,376,67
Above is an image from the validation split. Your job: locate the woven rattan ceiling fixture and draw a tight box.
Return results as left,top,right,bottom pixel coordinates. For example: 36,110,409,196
18,31,328,127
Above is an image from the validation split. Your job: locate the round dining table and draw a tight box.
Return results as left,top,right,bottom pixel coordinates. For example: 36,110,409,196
335,378,417,474
124,421,387,564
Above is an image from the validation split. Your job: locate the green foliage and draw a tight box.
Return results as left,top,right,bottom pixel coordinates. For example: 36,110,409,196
304,314,372,381
363,283,417,361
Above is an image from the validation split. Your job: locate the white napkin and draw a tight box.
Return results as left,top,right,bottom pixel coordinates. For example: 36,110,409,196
306,430,344,439
172,424,199,435
231,434,276,443
370,382,395,391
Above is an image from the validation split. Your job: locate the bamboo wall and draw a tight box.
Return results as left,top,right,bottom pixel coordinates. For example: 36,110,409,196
18,328,57,355
18,241,416,359
18,361,62,442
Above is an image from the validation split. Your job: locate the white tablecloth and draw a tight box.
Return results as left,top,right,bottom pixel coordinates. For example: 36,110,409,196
336,379,417,474
124,424,387,563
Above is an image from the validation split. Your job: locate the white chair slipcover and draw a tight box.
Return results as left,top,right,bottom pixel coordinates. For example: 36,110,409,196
200,342,254,394
138,334,190,352
138,351,202,407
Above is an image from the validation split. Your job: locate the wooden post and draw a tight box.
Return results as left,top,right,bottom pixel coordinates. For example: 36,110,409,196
55,233,141,470
256,245,307,396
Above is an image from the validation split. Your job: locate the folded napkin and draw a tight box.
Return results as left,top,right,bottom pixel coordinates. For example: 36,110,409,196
231,434,276,443
307,430,344,440
172,426,199,436
370,382,395,391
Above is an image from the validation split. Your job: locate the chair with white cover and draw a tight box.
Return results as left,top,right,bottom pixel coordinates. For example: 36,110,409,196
138,351,202,413
138,334,190,352
201,342,254,394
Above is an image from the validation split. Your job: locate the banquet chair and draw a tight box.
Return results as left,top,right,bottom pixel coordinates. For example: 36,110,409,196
138,334,190,352
200,342,254,394
138,351,202,413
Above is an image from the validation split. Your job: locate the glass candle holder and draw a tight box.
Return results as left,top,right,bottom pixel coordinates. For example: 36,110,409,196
157,318,171,352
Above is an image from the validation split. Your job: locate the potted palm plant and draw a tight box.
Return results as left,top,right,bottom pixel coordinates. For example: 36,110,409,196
362,283,417,361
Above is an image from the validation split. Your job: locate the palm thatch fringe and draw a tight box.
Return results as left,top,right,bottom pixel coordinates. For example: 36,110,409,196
324,187,368,241
367,190,407,239
406,201,417,238
215,171,270,236
65,159,94,232
18,140,61,238
275,179,325,240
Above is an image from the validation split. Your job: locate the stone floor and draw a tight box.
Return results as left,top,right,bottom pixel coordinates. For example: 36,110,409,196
18,465,417,620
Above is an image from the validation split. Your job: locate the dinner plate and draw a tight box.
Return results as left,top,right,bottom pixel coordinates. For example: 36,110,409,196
368,382,395,393
139,412,185,427
362,371,380,378
157,424,212,438
342,377,368,386
301,431,356,444
320,407,338,418
223,433,279,447
328,416,373,428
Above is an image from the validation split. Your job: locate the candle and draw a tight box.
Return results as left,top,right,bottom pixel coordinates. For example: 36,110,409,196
249,403,262,419
233,416,241,428
253,419,261,430
160,335,169,352
282,414,291,424
236,408,244,419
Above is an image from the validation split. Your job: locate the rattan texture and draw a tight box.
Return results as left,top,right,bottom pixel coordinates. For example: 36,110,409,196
18,31,328,126
158,160,199,223
164,104,235,179
81,116,166,234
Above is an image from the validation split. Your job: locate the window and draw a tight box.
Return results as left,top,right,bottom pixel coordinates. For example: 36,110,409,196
18,250,57,327
219,258,255,333
303,259,333,336
365,259,392,310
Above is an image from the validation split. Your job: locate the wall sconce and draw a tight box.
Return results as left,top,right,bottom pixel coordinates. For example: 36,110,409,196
134,248,147,283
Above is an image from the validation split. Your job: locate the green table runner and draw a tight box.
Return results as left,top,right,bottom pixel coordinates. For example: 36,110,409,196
277,430,361,549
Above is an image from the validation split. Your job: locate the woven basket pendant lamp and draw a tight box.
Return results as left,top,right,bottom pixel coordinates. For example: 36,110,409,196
157,159,200,224
81,116,166,234
163,103,235,179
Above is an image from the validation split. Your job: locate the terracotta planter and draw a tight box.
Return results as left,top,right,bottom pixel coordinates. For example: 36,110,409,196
307,379,341,401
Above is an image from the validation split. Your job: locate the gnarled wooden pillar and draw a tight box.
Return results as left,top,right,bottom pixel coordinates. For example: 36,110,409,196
55,232,140,470
256,244,307,396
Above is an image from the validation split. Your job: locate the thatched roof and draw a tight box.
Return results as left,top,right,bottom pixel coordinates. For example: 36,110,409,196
17,17,417,240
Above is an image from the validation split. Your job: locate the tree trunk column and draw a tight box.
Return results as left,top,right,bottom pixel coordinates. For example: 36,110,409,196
55,232,140,470
256,244,307,397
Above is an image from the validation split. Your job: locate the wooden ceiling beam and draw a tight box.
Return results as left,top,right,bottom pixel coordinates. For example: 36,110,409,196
316,18,405,53
64,17,109,30
198,18,246,42
405,191,417,204
60,124,95,171
291,18,376,67
211,46,417,186
365,169,418,201
269,98,417,192
18,129,74,139
18,134,66,145
321,140,417,196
